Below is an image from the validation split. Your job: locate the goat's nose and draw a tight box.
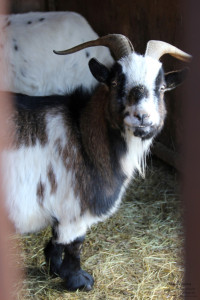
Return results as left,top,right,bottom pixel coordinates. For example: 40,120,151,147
134,112,150,123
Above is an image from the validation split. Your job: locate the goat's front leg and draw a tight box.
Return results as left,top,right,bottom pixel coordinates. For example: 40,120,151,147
44,234,94,291
59,236,94,291
44,238,64,276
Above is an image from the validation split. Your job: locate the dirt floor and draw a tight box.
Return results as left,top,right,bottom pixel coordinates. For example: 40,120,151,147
14,157,184,300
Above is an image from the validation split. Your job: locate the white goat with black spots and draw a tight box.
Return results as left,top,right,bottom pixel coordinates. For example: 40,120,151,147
3,34,191,291
0,11,113,95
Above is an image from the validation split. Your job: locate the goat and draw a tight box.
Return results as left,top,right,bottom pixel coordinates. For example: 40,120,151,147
0,11,113,95
3,34,191,291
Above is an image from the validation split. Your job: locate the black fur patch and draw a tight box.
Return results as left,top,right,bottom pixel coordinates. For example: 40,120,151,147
81,125,127,216
128,85,149,104
39,17,45,22
59,236,94,291
164,68,189,91
14,44,18,51
109,63,126,98
108,63,127,115
6,20,11,27
44,233,93,292
27,21,32,25
13,94,51,147
89,58,110,83
52,217,59,240
36,180,45,206
64,88,91,130
47,163,58,194
14,88,90,127
44,238,64,276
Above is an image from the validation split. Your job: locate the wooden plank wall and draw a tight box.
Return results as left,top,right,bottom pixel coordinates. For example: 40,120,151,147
55,0,188,167
10,0,46,13
9,0,189,169
184,1,200,296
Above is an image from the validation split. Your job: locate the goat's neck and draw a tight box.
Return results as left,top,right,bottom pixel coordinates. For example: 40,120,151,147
80,85,110,162
80,85,126,173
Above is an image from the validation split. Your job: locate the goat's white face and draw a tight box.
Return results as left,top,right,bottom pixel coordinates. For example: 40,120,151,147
54,34,190,140
89,52,187,140
118,53,166,139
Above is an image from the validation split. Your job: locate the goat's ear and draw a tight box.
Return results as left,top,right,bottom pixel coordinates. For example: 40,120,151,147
89,58,110,84
164,67,189,91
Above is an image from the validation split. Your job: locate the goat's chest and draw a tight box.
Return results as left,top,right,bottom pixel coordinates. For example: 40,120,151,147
120,135,152,178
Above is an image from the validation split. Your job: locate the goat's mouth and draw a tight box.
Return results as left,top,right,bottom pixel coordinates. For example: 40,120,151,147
134,126,151,138
124,118,157,139
125,124,156,140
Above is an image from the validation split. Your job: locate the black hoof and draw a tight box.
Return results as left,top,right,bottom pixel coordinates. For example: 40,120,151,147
64,269,94,291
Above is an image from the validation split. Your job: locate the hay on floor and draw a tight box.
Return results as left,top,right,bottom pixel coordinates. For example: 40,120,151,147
14,157,184,299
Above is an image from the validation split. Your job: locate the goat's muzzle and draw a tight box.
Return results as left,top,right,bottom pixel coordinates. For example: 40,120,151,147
124,111,157,139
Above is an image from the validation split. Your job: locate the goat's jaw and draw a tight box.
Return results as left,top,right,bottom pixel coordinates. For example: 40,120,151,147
124,122,158,140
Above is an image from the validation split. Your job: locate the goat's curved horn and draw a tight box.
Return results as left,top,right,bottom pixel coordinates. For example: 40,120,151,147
145,40,192,62
53,34,134,61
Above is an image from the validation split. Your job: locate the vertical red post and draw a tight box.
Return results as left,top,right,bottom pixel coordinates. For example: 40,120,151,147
0,1,22,300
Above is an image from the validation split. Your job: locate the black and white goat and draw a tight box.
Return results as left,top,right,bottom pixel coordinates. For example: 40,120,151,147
0,11,113,95
3,34,190,291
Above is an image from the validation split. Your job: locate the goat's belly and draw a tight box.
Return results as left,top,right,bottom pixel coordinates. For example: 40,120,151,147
2,144,82,236
5,182,51,234
8,199,50,234
2,146,53,233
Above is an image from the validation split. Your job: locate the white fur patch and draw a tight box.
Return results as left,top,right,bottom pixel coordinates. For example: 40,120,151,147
45,110,68,149
121,130,152,177
120,53,162,127
120,53,161,89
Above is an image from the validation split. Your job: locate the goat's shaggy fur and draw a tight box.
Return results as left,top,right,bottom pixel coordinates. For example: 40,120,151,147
3,48,187,291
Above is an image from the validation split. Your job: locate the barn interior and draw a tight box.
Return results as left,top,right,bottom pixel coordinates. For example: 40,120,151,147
4,0,192,299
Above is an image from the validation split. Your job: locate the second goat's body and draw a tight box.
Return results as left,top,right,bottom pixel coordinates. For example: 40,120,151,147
0,11,113,95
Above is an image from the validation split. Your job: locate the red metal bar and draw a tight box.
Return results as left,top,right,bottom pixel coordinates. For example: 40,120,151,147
0,2,22,300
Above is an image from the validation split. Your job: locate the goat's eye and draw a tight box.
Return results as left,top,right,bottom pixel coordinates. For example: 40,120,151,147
111,80,117,87
160,84,166,92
